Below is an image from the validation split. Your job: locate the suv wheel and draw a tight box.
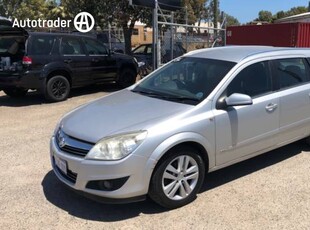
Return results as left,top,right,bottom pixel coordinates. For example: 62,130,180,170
149,146,205,209
45,75,70,102
117,68,136,88
3,88,28,97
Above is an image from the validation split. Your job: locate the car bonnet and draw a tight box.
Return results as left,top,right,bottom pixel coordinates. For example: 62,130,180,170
60,89,192,143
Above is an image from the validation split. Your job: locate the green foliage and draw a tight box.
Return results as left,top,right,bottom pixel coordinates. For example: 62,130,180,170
279,6,308,18
258,10,273,22
225,14,240,26
14,0,49,20
0,0,22,18
254,6,308,23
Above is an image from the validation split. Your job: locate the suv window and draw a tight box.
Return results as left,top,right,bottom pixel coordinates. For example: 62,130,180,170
226,61,272,98
0,36,25,55
30,36,55,55
61,37,85,55
83,38,107,55
273,58,310,89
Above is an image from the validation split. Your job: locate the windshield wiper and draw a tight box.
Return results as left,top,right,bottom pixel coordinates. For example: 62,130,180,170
131,89,166,98
132,89,200,104
163,95,200,102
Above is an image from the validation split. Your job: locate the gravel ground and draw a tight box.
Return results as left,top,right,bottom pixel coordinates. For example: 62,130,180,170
0,86,310,230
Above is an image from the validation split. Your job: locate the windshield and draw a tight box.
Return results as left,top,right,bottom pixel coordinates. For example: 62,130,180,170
133,57,236,105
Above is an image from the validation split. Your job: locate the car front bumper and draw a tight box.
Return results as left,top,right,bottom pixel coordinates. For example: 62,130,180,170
50,136,154,202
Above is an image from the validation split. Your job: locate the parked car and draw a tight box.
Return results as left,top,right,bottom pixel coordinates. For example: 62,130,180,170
0,25,138,102
132,42,186,76
50,46,310,209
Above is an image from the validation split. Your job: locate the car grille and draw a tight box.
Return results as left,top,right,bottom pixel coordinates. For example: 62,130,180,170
56,128,94,157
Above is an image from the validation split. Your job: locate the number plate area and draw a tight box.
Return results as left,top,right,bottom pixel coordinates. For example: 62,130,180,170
54,156,67,174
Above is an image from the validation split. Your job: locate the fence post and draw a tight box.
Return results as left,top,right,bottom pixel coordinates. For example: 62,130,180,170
152,0,158,70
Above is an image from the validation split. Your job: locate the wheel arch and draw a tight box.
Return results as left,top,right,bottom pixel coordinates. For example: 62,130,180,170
119,63,138,76
46,69,72,87
144,132,215,190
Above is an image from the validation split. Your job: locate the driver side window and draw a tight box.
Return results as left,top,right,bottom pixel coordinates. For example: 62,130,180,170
226,61,272,98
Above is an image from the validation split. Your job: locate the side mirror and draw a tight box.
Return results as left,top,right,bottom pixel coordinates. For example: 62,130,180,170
225,93,253,107
216,93,253,110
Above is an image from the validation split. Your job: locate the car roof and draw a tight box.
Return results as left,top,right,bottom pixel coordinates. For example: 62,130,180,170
29,32,92,38
185,46,310,63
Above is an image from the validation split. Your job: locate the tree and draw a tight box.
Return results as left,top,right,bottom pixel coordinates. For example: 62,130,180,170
0,0,22,18
105,1,151,54
62,0,151,54
225,14,240,26
14,0,49,20
257,10,273,22
253,5,308,23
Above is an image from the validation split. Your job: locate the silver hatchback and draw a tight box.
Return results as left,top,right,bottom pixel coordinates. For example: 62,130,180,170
50,46,310,209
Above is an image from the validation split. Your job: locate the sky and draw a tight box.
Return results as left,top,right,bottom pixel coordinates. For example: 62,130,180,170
220,0,310,23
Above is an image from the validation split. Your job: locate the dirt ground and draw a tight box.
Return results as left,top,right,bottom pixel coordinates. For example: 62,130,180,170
0,86,310,230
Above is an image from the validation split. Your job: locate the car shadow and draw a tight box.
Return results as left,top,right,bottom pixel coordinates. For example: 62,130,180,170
41,140,309,221
0,84,120,107
41,171,166,222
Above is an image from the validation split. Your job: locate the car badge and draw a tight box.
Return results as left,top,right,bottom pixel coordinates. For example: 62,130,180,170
58,131,66,148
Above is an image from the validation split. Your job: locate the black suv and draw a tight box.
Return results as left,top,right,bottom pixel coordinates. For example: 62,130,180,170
0,21,138,102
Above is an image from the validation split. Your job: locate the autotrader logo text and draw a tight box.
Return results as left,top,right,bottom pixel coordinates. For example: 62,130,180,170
12,11,95,33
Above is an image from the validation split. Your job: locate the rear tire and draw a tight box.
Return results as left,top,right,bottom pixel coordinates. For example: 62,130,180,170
117,68,137,88
44,75,70,102
149,146,205,209
3,88,28,97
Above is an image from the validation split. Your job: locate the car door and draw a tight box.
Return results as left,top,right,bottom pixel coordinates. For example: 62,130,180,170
213,61,279,165
272,58,310,145
60,37,91,86
82,37,117,83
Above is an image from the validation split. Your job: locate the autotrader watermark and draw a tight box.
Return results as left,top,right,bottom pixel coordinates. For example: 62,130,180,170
12,11,95,33
74,12,95,33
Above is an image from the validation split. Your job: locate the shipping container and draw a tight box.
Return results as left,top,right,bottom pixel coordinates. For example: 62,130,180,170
226,23,310,47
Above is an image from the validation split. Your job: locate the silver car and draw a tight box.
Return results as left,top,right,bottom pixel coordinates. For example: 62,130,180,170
50,46,310,209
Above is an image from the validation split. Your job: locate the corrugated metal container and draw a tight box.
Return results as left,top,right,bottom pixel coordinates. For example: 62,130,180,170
226,23,310,47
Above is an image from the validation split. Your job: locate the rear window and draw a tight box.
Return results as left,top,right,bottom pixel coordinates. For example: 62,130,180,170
0,36,25,55
29,36,56,55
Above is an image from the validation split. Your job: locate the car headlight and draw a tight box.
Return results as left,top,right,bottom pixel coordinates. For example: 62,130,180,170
85,131,147,161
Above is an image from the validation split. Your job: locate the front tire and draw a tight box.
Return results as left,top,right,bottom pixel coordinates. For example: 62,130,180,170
149,146,205,209
3,88,28,97
117,68,137,88
44,75,70,102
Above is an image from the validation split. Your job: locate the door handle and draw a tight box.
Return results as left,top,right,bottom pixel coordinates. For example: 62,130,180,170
92,58,99,63
265,103,278,112
64,59,72,64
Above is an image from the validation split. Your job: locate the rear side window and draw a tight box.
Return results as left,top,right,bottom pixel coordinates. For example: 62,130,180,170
83,38,107,55
273,58,310,89
60,37,85,55
226,61,272,98
30,36,55,55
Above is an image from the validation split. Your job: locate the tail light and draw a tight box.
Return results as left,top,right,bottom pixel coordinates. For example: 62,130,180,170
22,56,32,65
